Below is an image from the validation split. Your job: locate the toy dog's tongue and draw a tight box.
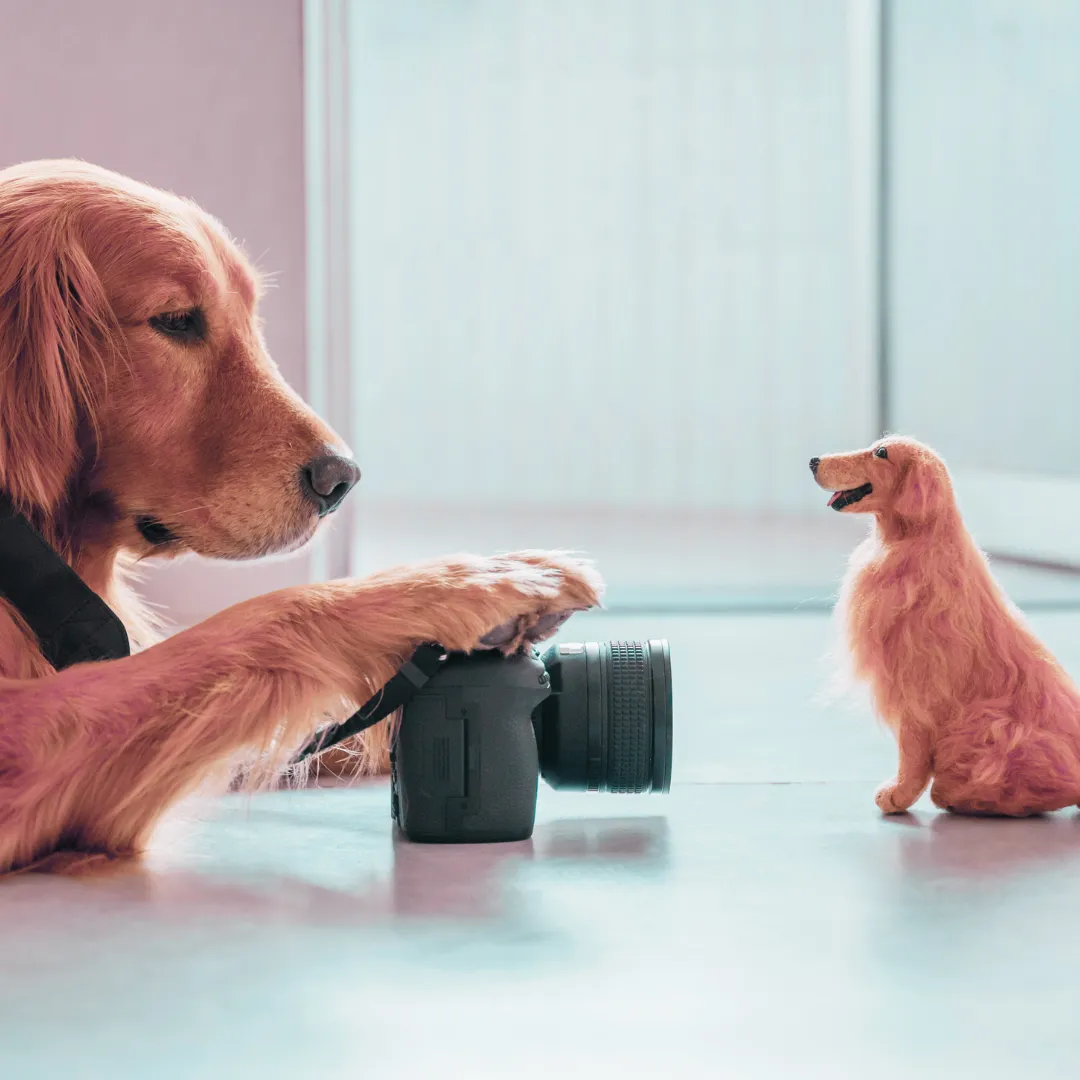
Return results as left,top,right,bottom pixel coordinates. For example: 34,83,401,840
828,491,842,507
828,482,872,510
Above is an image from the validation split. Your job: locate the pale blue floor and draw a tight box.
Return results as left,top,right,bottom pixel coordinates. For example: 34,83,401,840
4,600,1080,1077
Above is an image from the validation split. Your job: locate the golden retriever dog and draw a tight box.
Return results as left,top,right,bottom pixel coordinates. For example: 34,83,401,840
812,435,1080,817
0,160,602,875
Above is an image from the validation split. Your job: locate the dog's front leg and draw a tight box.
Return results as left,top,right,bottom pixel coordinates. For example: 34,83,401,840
875,722,933,813
0,551,602,874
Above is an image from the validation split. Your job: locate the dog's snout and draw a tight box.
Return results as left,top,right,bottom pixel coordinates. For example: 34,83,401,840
300,454,361,516
809,457,821,474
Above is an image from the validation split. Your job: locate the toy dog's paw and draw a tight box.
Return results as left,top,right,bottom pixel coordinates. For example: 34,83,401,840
875,782,909,814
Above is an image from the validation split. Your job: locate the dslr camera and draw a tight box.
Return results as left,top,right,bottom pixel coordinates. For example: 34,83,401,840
297,639,672,844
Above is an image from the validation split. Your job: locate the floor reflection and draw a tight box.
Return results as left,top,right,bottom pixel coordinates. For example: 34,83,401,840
532,815,669,861
389,815,670,919
0,814,672,931
889,809,1080,883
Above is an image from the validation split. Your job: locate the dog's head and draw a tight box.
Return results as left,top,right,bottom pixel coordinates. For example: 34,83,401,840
809,436,954,528
0,160,358,560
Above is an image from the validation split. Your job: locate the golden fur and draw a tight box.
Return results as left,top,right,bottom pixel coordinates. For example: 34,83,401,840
813,436,1080,816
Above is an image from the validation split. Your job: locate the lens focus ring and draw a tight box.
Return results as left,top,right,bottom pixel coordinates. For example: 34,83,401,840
605,641,652,792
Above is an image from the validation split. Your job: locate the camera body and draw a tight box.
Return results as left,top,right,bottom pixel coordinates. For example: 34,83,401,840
390,650,548,843
391,640,671,844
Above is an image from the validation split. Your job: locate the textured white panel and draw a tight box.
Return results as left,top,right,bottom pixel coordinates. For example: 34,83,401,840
890,0,1080,475
347,0,871,512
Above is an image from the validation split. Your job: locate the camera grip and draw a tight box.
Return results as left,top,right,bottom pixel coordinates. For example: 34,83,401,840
392,651,550,843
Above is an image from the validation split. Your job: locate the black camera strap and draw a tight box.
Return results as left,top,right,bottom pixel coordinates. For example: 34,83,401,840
0,490,443,758
292,642,446,764
0,493,130,670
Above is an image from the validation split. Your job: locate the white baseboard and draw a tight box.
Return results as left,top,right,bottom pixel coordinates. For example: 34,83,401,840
953,468,1080,569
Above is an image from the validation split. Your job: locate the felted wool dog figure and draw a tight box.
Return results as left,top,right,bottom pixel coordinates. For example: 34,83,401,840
810,435,1080,816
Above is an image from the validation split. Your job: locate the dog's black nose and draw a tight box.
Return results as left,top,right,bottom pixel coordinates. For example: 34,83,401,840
301,454,361,516
809,457,821,474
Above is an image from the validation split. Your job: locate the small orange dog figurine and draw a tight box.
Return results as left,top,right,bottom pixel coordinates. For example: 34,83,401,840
811,436,1080,816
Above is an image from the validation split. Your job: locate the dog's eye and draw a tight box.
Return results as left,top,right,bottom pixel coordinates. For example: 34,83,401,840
149,308,205,342
873,446,888,460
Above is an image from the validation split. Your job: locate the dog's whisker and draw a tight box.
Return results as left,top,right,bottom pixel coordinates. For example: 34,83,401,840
164,505,214,518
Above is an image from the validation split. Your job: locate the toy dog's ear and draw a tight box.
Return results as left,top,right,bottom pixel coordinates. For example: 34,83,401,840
894,454,946,524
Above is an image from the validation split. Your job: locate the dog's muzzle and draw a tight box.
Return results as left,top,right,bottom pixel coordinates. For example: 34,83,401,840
828,483,873,511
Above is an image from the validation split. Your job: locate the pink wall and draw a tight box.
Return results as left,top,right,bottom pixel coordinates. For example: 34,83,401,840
0,0,314,626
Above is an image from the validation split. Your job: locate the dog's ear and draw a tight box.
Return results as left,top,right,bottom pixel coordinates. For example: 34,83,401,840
893,453,947,524
0,207,116,513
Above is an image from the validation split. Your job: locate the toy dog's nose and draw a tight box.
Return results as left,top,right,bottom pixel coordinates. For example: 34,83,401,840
809,457,821,474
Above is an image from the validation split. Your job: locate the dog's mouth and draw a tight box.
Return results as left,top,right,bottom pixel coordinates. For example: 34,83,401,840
135,516,180,546
828,483,873,511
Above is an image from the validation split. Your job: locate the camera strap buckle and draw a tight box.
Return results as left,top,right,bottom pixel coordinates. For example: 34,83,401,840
398,657,433,689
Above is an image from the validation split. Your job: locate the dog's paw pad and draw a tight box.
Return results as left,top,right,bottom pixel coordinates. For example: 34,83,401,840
479,609,579,650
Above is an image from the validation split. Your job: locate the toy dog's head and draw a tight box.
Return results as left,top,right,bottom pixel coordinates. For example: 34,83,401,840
809,436,954,528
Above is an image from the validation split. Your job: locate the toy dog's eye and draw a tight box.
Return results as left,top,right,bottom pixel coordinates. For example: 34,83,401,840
873,446,888,460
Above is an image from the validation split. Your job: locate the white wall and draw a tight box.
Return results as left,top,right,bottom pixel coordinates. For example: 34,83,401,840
888,0,1080,565
889,0,1080,475
346,0,877,515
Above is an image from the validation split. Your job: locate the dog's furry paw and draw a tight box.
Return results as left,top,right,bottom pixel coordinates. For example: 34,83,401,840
874,782,910,814
473,551,603,653
392,550,604,656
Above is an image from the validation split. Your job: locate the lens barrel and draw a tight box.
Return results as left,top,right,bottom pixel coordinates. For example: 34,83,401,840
534,639,672,794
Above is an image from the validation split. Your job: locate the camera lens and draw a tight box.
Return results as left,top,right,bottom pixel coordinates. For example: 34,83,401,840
534,639,672,794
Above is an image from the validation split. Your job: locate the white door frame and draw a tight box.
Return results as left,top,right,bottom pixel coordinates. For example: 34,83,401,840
304,0,355,581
